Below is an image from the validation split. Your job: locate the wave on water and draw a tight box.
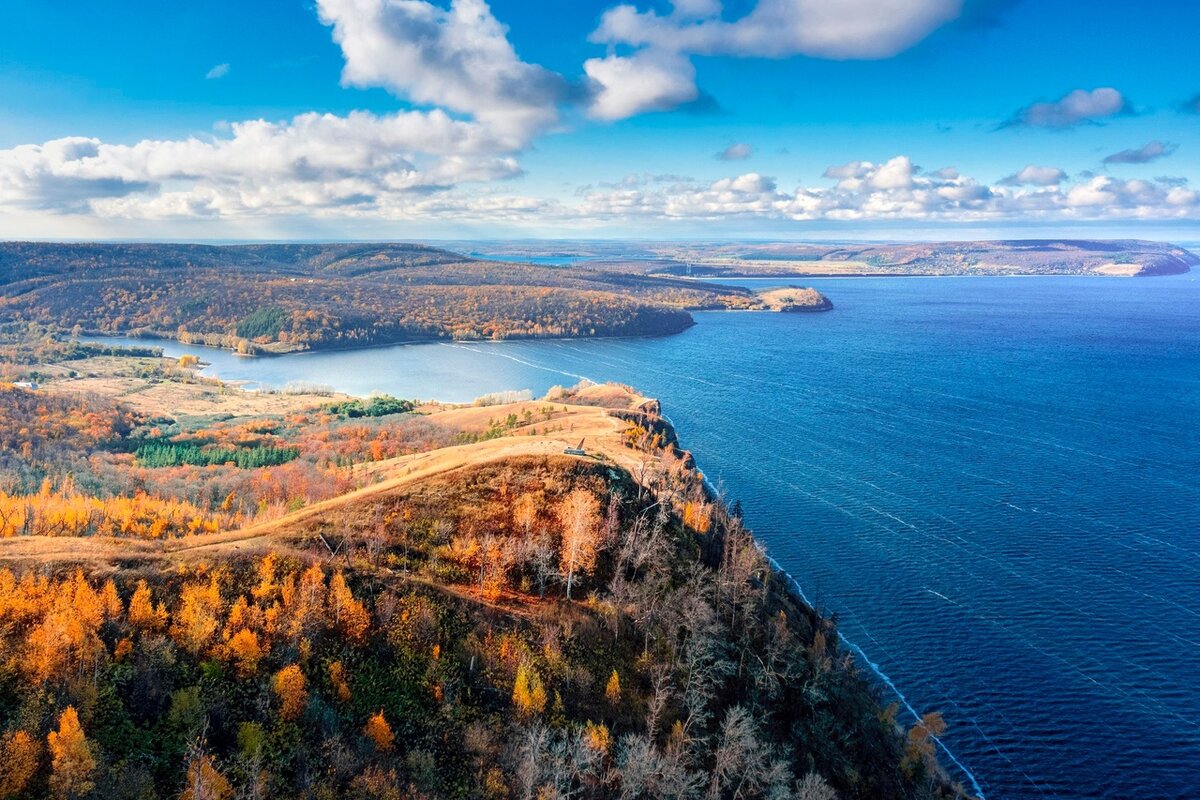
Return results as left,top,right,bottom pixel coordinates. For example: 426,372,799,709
681,445,988,799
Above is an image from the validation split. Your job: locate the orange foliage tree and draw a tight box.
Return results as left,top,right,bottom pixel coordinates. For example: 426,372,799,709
180,753,232,800
273,665,308,721
47,706,95,800
364,711,395,752
0,729,40,798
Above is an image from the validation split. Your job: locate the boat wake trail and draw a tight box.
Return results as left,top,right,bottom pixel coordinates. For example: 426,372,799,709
441,343,596,383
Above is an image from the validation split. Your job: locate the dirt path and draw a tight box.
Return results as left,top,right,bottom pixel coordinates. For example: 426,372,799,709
0,388,656,567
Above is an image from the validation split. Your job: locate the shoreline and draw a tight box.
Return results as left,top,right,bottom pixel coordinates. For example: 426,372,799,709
49,330,987,793
668,270,1188,280
654,408,986,798
82,321,698,364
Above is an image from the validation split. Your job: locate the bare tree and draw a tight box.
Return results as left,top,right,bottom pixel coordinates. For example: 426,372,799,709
523,532,558,599
706,706,790,800
644,664,673,742
794,772,838,800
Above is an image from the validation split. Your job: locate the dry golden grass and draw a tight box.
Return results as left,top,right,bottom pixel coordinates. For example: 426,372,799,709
39,355,350,416
0,385,653,569
1092,262,1142,276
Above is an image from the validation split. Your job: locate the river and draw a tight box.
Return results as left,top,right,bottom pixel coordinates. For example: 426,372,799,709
93,273,1200,799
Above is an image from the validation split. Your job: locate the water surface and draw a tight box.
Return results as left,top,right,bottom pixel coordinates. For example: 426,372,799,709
97,274,1200,799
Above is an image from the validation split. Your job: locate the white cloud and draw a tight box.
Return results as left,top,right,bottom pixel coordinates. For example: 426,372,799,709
594,0,962,59
1003,87,1130,129
205,63,230,80
317,0,568,142
1000,165,1068,186
573,158,1200,223
586,0,962,118
2,0,1195,233
0,110,522,217
0,0,571,221
1102,140,1176,165
584,49,698,121
716,142,754,161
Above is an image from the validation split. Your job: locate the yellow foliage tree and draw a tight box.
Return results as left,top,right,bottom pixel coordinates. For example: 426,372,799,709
605,669,622,706
329,661,352,703
47,706,95,800
285,563,326,641
582,721,611,755
180,753,232,800
171,576,224,655
0,729,40,798
99,579,124,620
682,500,713,534
513,492,538,537
512,663,547,717
25,579,105,683
327,572,370,642
128,579,167,632
364,711,395,752
225,628,263,678
903,711,947,775
251,553,279,602
272,665,308,721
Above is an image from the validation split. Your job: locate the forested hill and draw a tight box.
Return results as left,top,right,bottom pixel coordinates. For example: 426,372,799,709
0,242,755,352
0,376,970,800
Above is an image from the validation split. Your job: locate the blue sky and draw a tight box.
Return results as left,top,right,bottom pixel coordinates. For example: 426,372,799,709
1,0,1198,239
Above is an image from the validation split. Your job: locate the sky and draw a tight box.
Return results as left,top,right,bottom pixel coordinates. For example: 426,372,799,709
1,0,1198,241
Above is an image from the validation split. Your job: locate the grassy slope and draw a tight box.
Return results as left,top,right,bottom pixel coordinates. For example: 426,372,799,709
0,383,968,799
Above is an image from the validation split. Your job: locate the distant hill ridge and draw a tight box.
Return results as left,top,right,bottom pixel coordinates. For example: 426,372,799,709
634,238,1198,278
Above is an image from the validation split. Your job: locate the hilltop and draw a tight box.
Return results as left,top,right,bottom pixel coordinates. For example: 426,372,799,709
0,345,969,800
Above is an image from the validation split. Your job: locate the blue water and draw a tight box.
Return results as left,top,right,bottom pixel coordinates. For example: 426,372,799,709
468,252,600,266
95,274,1200,799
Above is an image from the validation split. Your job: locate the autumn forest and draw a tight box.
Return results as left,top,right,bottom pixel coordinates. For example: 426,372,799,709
0,283,966,800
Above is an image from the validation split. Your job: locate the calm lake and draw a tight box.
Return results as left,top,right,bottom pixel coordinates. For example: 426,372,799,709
96,273,1200,799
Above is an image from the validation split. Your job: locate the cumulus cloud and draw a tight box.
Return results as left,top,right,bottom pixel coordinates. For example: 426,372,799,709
573,156,1199,223
0,111,523,218
1102,140,1176,165
999,165,1067,186
317,0,570,141
0,0,573,221
583,49,698,121
205,63,230,80
594,0,962,59
716,142,754,161
586,0,962,119
1001,87,1131,129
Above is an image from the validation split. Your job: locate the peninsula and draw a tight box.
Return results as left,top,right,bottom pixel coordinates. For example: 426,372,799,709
0,339,970,800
